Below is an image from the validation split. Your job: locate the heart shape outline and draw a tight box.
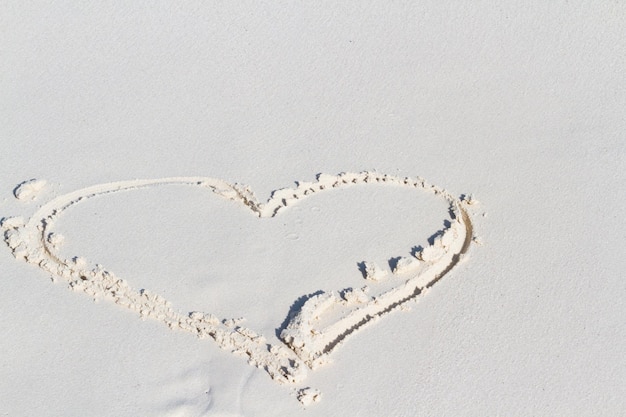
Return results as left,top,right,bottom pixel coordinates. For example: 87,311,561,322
2,171,474,388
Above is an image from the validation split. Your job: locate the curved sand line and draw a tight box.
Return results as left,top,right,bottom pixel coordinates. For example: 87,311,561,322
2,172,475,394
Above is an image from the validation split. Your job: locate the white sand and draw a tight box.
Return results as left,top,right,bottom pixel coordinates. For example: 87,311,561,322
1,2,624,416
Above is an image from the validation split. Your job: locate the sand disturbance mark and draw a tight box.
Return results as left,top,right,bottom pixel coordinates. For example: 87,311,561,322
1,172,476,404
13,179,47,201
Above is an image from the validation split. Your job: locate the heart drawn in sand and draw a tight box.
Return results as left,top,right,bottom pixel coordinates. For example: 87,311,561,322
2,172,475,402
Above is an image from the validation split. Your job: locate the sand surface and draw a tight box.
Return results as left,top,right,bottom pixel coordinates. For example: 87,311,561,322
1,2,625,416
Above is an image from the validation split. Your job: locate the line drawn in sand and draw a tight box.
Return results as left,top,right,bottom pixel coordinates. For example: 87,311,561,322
1,171,478,404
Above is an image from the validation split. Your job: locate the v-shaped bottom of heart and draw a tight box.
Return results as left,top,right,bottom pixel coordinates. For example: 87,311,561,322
2,172,475,401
